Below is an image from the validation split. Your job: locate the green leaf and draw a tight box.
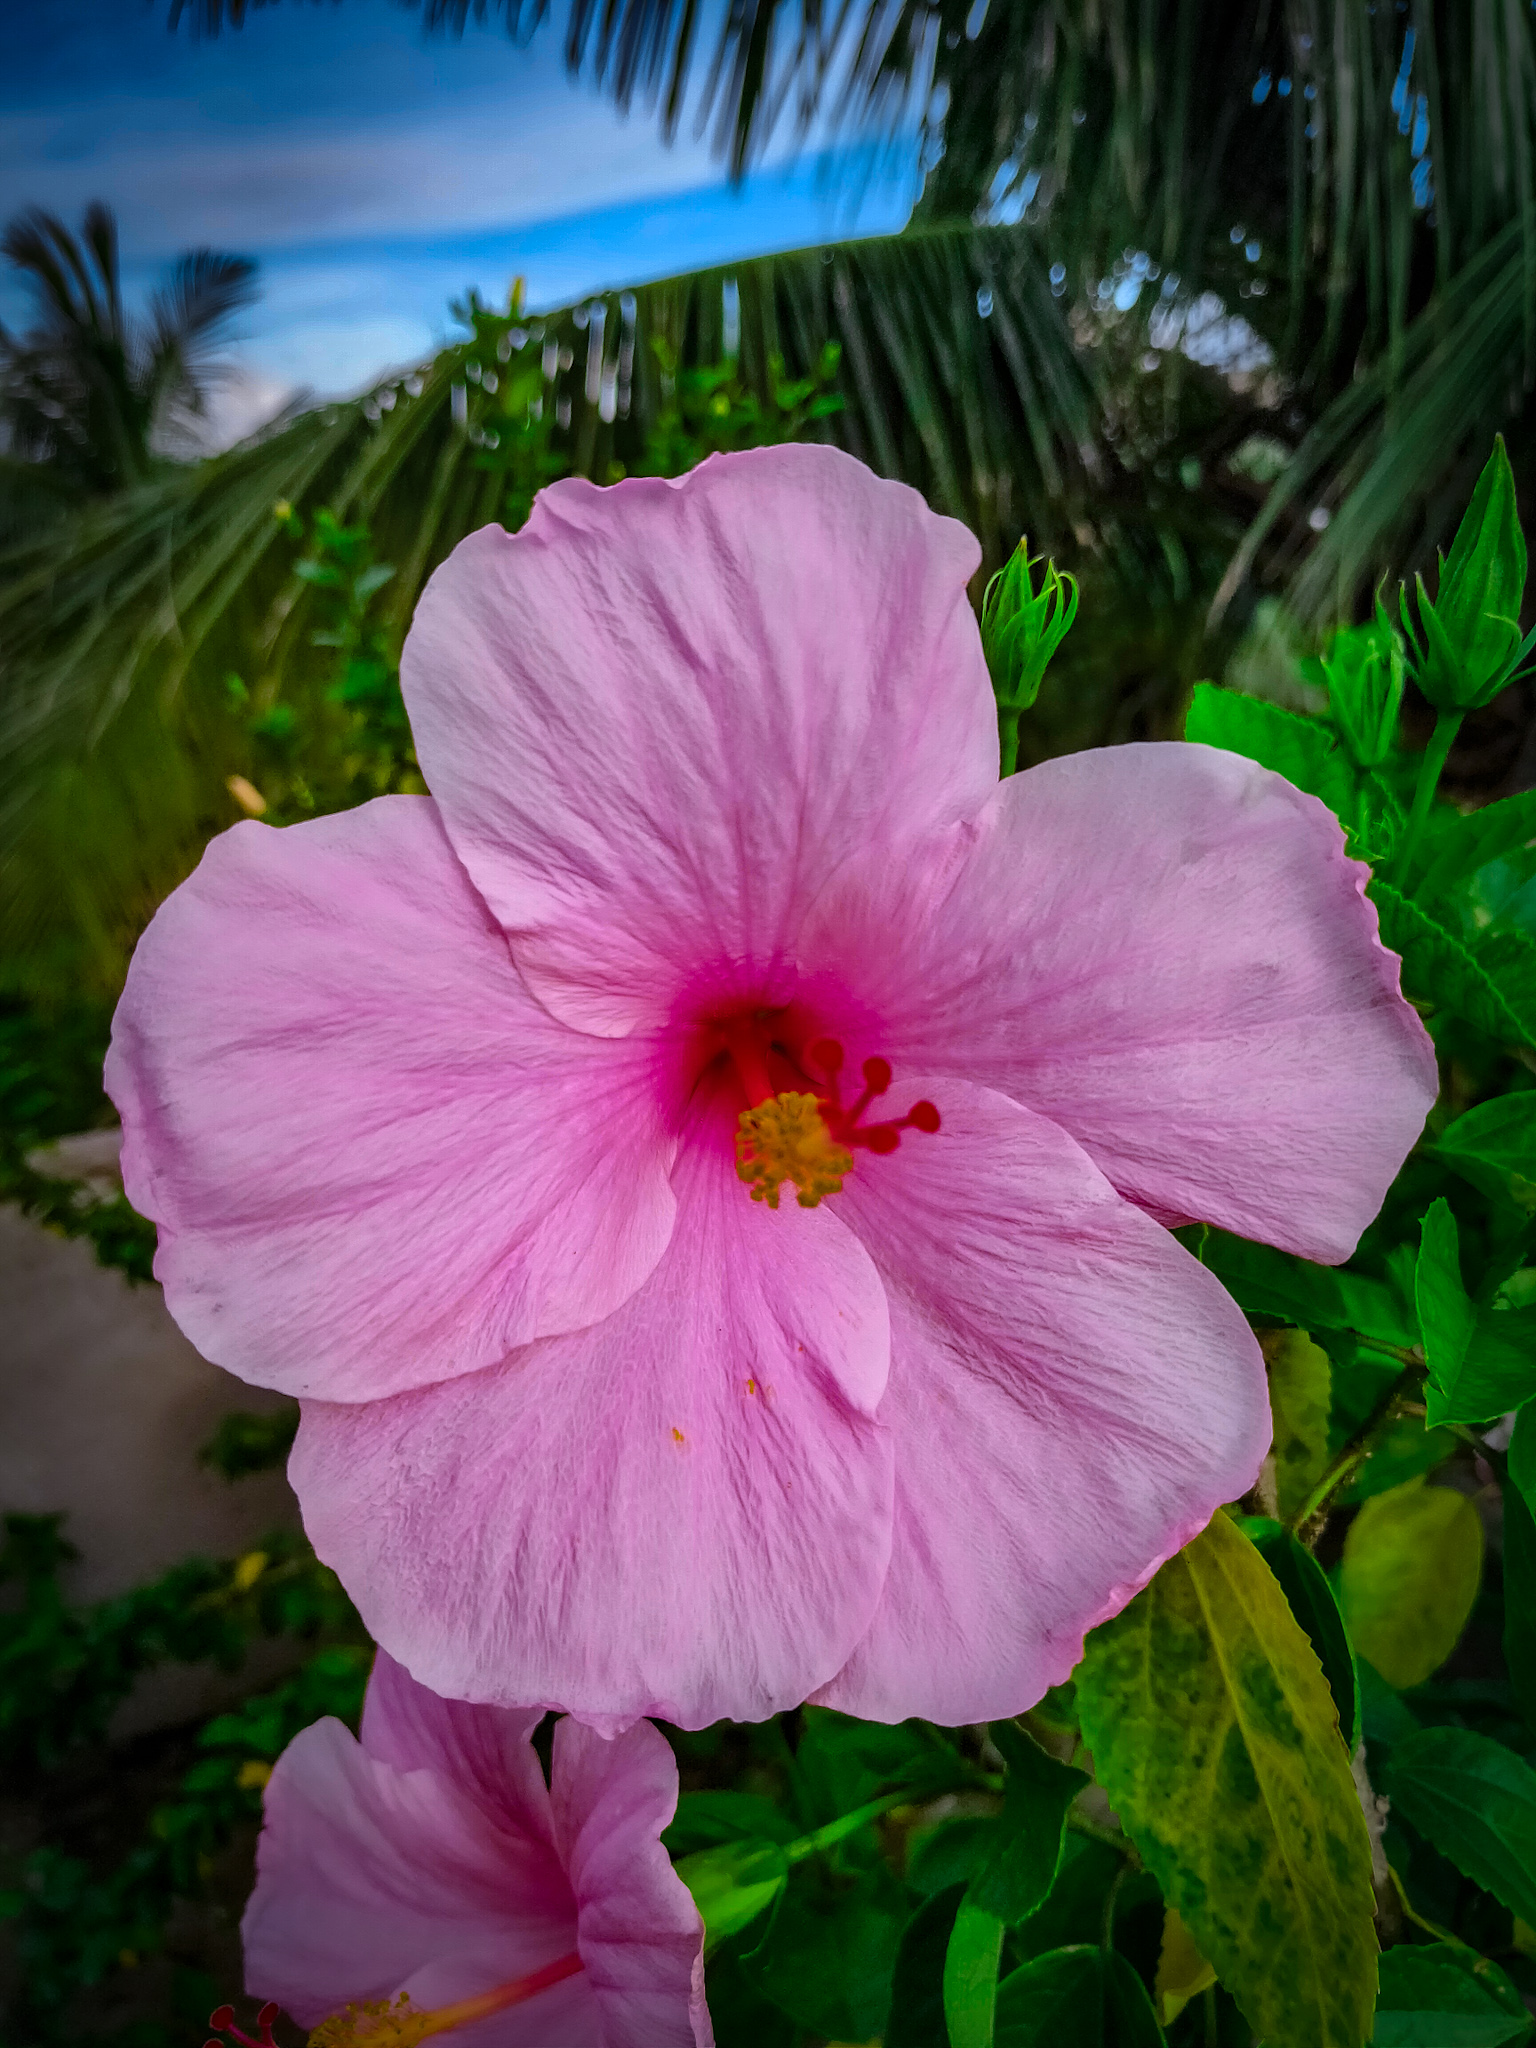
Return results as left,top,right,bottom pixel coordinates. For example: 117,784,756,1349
968,1722,1088,1923
909,1817,1000,1897
1373,1945,1532,2048
995,1946,1165,2048
886,1885,965,2048
1417,790,1536,906
1154,1909,1216,2029
1418,1199,1536,1424
945,1897,1005,2048
742,1855,909,2041
672,1837,789,1950
664,1790,799,1856
1186,683,1360,813
1373,884,1536,1045
1500,1463,1536,1735
794,1704,959,1818
1385,1726,1536,1928
1263,1328,1334,1521
1074,1512,1377,2048
1435,1094,1536,1215
1246,1520,1361,1749
1202,1231,1417,1348
1339,1477,1484,1688
1341,1417,1456,1503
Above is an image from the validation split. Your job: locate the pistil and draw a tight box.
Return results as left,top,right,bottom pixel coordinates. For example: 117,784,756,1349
208,1953,585,2048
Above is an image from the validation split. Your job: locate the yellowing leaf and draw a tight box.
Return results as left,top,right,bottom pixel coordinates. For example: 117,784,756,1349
1262,1328,1332,1520
1339,1478,1484,1689
1155,1908,1216,2026
1075,1511,1377,2048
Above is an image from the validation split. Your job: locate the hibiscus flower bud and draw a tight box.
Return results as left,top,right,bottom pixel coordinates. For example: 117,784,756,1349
1399,435,1535,712
1305,603,1404,768
981,538,1078,703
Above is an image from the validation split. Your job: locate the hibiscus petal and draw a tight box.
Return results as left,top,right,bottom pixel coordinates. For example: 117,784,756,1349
361,1651,554,1853
292,1112,895,1729
107,795,676,1401
798,742,1437,1263
552,1719,712,2048
242,1716,576,2029
401,445,996,1036
814,1078,1270,1725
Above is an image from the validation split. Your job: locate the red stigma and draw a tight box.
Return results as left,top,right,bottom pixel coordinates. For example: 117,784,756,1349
207,2001,282,2048
809,1040,940,1156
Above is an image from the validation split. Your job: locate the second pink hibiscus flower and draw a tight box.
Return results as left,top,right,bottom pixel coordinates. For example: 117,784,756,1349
108,444,1437,1730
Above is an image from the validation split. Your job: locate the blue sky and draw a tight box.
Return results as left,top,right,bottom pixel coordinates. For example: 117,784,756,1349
3,0,916,438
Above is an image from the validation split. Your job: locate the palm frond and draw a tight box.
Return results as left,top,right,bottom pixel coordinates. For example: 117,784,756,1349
0,219,1090,1000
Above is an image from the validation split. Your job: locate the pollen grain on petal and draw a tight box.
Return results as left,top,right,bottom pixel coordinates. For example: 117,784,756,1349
735,1091,853,1210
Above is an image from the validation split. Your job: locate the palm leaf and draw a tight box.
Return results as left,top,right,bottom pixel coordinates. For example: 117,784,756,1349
0,219,1090,1000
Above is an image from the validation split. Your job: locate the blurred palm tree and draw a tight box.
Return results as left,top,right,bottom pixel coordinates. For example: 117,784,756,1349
160,1,1536,608
6,0,1536,1003
0,201,257,513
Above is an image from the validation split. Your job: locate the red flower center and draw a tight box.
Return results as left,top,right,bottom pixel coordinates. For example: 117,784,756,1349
706,1012,939,1209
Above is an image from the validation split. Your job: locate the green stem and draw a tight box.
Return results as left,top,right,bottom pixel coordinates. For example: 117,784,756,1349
1101,1860,1130,1950
1392,708,1464,882
1287,1362,1423,1533
786,1788,915,1863
1068,1807,1139,1861
998,702,1023,777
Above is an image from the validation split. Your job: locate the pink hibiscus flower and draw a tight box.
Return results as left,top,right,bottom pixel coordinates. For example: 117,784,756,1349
241,1651,709,2046
108,445,1436,1730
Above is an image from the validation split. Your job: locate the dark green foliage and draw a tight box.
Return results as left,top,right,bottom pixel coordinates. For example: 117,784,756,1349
995,1946,1165,2048
0,1499,368,2043
966,1723,1086,1924
197,1408,300,1482
1373,1946,1531,2048
0,1513,354,1773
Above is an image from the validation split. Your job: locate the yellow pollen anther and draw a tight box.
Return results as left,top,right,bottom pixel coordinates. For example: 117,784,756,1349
308,1994,432,2048
735,1091,854,1210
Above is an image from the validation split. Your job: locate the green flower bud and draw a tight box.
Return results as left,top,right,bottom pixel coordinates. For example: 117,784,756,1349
673,1838,789,1952
1400,436,1536,712
1302,602,1405,768
981,539,1079,714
